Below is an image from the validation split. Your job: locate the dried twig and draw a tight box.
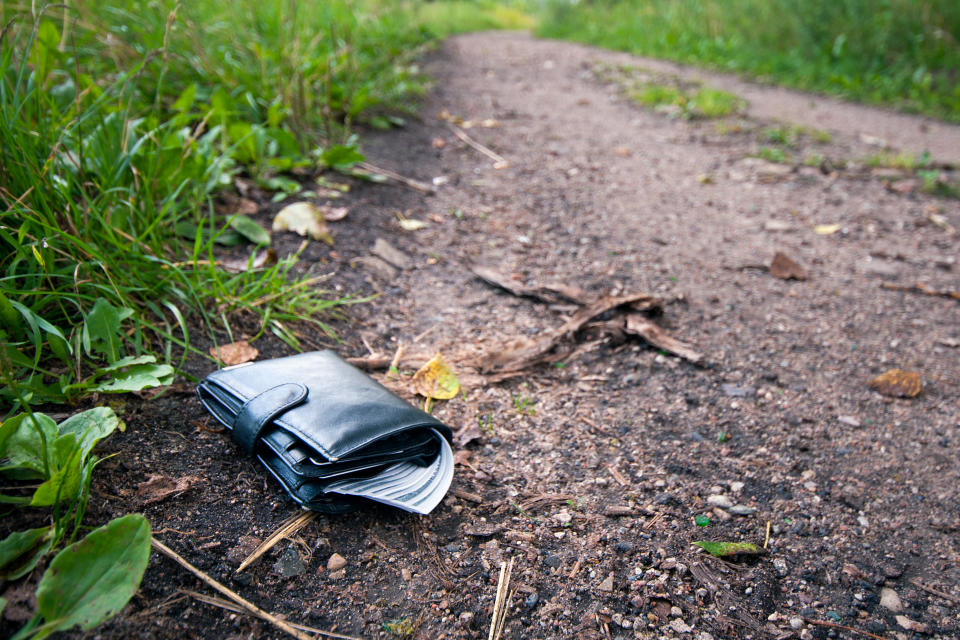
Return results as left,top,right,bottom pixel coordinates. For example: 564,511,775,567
151,538,314,640
623,314,703,363
237,511,318,572
909,578,960,605
471,266,590,305
488,558,515,640
449,124,509,169
804,618,887,640
881,282,960,300
183,590,360,639
356,161,435,193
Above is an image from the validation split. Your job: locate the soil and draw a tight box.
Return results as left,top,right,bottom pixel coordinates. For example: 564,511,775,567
4,32,960,640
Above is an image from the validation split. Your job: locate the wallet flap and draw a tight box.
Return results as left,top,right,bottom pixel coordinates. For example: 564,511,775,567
232,382,308,453
200,350,450,461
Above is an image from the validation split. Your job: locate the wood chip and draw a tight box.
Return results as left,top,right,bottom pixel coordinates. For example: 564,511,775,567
769,251,808,280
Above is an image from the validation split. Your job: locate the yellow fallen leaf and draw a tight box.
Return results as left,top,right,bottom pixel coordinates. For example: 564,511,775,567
272,202,333,244
412,353,460,400
398,218,428,231
868,369,922,398
813,223,841,235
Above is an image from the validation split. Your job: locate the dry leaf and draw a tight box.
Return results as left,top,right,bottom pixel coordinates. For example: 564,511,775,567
398,218,428,231
454,423,484,448
412,353,460,399
209,340,259,366
868,369,923,398
220,248,277,274
137,473,201,505
216,192,259,216
769,251,808,280
813,223,841,235
321,205,349,221
272,202,333,244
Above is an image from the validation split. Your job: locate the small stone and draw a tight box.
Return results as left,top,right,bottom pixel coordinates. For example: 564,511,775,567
837,415,861,427
401,568,412,581
272,547,305,578
895,615,929,634
706,494,733,509
599,573,615,592
773,557,789,577
524,592,539,608
459,611,474,625
696,633,715,640
617,541,635,553
544,554,562,569
730,482,745,493
789,616,804,630
327,552,347,572
227,535,262,566
661,557,677,570
328,568,346,580
880,587,903,612
555,510,573,524
721,384,754,398
670,618,692,634
670,606,683,617
800,630,813,640
445,543,461,553
729,504,757,516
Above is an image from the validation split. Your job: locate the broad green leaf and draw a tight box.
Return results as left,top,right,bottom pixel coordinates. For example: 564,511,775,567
31,449,82,506
2,413,58,478
320,144,365,170
229,215,271,246
92,364,174,393
0,596,6,617
34,514,151,637
57,407,123,464
96,355,157,373
82,299,130,362
0,526,54,581
693,541,762,557
172,83,197,112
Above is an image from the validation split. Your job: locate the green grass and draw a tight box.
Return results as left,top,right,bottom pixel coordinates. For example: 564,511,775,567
1,1,429,406
600,64,744,119
535,0,960,122
412,0,535,36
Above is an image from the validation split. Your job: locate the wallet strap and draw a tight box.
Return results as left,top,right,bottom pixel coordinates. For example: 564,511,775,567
232,383,308,453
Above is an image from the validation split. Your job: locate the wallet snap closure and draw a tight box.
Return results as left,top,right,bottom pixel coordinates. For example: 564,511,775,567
232,383,308,453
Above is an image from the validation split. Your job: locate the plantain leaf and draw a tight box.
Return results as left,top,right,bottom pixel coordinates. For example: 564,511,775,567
0,526,54,581
229,215,271,246
33,514,151,638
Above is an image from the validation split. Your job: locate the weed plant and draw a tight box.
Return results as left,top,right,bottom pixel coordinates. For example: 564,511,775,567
536,0,960,122
0,1,429,406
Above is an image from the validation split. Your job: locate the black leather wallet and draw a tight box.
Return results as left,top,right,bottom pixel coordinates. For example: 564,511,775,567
197,350,454,514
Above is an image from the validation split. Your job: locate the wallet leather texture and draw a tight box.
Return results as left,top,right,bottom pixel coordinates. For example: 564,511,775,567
197,350,454,513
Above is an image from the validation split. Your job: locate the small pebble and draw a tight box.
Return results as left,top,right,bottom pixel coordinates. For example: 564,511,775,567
599,573,615,592
706,494,733,508
729,504,756,516
670,618,692,634
879,587,903,612
327,553,347,572
790,616,804,630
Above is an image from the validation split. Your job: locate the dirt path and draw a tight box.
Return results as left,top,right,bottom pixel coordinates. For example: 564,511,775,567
26,31,958,640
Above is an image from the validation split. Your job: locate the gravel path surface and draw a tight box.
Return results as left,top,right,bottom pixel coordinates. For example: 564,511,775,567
17,31,957,640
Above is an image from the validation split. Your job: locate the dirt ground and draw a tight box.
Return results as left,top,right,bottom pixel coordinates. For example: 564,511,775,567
4,32,960,640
